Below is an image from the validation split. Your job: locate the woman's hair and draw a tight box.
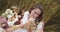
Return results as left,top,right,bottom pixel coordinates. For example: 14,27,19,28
29,3,43,22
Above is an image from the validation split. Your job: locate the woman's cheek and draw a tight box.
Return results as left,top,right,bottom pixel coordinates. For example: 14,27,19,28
31,11,35,15
33,14,38,18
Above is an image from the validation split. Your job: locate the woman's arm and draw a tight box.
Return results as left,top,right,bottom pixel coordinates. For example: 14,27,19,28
37,20,44,32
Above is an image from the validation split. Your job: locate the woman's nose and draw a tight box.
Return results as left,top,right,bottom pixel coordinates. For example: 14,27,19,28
34,14,38,18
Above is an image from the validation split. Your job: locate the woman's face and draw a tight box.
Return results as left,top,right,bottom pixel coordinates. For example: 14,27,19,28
30,8,41,19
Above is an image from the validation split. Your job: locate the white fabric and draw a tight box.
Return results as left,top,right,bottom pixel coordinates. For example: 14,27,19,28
37,22,44,30
7,15,18,26
21,11,29,24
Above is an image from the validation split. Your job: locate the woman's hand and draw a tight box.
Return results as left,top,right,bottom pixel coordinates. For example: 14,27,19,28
28,18,35,22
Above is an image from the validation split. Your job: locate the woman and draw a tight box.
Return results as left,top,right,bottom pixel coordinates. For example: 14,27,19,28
14,3,44,32
28,3,44,32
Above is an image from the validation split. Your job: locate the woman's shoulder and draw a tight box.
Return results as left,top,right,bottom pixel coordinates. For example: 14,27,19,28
37,20,44,29
24,11,29,14
39,20,44,25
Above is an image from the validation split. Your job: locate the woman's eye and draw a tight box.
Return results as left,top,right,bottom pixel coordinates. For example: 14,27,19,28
34,12,40,15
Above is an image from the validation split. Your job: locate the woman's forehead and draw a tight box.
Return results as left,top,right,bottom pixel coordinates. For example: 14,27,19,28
33,8,41,14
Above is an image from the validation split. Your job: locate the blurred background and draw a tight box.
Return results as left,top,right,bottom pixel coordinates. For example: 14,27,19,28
0,0,60,32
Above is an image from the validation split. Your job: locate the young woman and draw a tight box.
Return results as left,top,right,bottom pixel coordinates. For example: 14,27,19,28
28,3,44,32
14,3,44,32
